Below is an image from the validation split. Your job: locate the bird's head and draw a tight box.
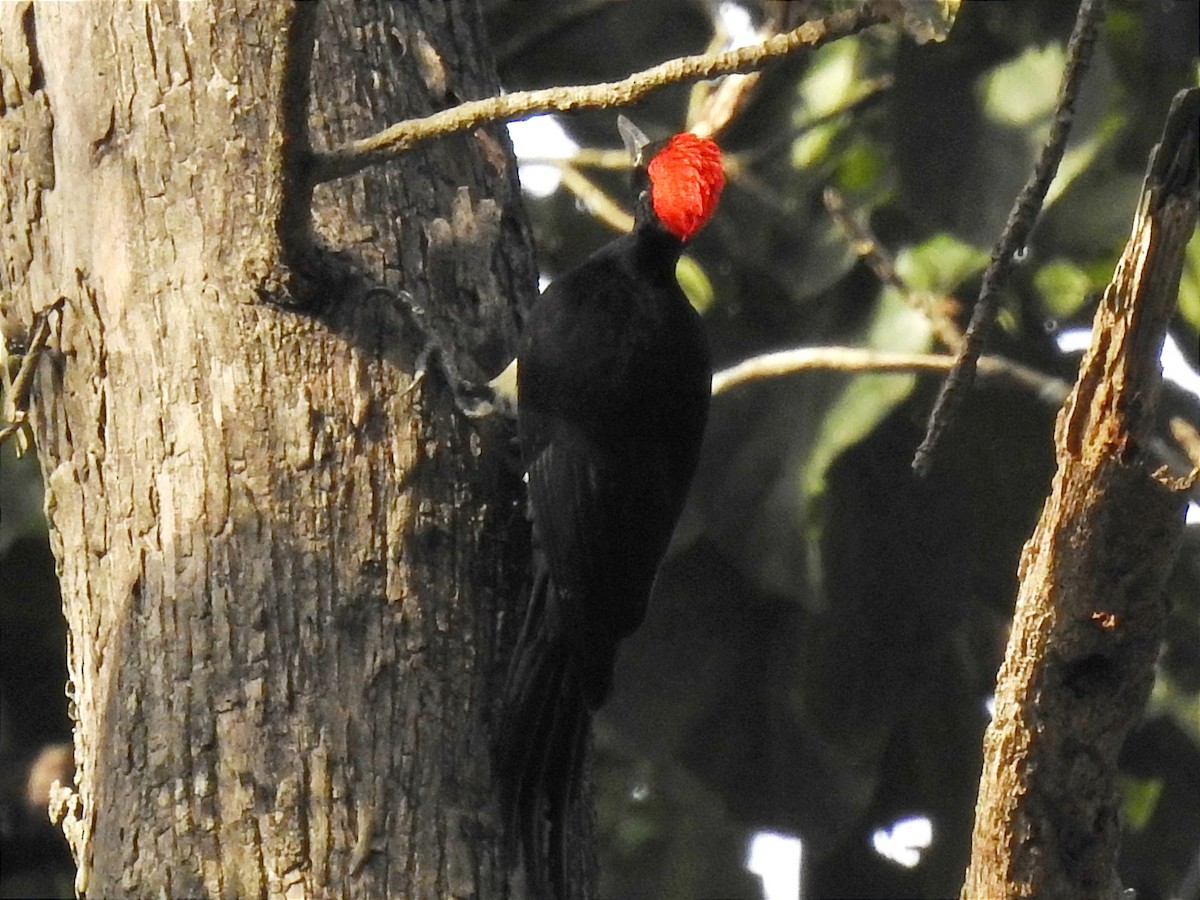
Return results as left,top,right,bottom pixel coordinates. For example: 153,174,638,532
619,115,725,243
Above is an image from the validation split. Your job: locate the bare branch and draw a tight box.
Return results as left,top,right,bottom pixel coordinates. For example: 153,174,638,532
516,148,630,170
1170,416,1200,475
710,343,1200,508
822,186,965,351
308,3,887,184
686,10,775,140
556,164,635,233
711,345,1069,401
912,0,1107,476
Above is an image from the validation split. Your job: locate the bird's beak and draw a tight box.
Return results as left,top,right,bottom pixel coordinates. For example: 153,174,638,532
618,114,651,167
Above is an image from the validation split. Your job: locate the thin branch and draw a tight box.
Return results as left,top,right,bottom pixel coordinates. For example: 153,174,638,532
691,72,763,141
1160,419,1200,495
1170,416,1200,473
711,344,1200,505
735,74,893,168
308,3,887,184
687,11,775,140
1167,417,1200,496
685,16,739,134
556,164,635,233
517,148,631,170
912,0,1107,476
710,346,1070,402
822,186,964,351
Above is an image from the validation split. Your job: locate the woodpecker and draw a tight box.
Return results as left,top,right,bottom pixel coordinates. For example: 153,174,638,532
495,117,724,898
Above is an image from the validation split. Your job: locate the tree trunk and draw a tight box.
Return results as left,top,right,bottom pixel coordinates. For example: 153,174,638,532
961,88,1199,900
0,1,537,897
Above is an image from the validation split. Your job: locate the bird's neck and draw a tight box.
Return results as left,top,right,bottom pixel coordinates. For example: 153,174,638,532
628,199,686,280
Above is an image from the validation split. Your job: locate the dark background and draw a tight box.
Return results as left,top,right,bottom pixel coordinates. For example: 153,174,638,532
2,1,1198,897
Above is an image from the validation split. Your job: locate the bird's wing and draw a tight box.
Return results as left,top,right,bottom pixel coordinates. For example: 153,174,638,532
526,426,620,628
525,421,681,703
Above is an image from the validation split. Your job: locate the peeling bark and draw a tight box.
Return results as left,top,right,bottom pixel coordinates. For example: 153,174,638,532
1,2,538,897
961,88,1199,900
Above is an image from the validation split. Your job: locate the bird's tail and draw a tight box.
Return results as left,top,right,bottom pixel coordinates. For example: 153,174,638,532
494,565,591,899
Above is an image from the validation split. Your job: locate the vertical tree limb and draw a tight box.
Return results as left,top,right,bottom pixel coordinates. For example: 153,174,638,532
913,0,1107,476
962,87,1199,900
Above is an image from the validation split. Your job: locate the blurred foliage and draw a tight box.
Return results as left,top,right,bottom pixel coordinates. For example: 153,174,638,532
799,288,931,533
895,233,987,294
1034,257,1096,318
1118,775,1164,833
485,0,1199,897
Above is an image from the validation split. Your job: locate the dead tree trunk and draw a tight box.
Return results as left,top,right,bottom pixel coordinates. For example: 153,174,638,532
962,88,1199,900
0,1,537,897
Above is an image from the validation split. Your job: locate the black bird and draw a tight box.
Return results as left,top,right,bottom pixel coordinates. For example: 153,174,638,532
495,116,725,898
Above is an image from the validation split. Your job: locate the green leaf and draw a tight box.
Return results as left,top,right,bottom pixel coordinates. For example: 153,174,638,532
895,234,988,294
1117,776,1164,832
797,40,863,122
676,255,715,314
996,306,1021,336
836,139,886,193
1044,110,1125,208
1034,259,1094,318
791,122,838,170
800,289,933,502
801,370,917,501
980,44,1066,128
1149,671,1200,746
798,291,932,596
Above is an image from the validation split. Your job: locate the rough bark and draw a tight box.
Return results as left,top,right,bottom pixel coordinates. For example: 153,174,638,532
961,88,1199,900
0,1,538,898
